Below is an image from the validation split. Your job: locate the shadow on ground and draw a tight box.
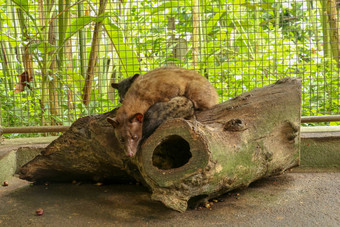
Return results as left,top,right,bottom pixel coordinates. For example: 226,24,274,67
1,171,339,226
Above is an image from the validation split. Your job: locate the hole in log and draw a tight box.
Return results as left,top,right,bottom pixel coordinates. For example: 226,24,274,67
152,135,192,170
188,194,208,209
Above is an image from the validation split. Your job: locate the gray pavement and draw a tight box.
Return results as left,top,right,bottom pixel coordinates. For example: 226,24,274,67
0,170,339,227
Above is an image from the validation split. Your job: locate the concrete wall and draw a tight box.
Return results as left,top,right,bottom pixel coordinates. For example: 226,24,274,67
300,131,340,168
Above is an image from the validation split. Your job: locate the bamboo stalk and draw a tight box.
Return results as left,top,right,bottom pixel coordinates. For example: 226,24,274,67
273,2,281,73
192,0,200,68
320,0,332,58
199,0,207,73
65,0,72,71
82,0,108,107
11,2,25,82
6,0,17,78
78,2,87,78
0,42,11,91
17,6,33,80
307,0,320,51
2,41,14,90
108,63,117,102
64,0,74,111
99,38,108,94
324,0,340,66
58,0,65,69
0,6,11,91
38,0,48,126
48,0,59,127
16,8,27,40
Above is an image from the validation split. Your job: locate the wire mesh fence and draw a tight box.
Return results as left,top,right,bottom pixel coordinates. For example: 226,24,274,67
0,0,340,137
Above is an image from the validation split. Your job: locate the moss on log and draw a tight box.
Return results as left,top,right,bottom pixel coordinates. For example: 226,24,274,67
137,77,301,212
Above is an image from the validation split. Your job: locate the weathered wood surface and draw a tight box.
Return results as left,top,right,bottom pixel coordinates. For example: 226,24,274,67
19,110,142,183
137,77,301,212
19,77,301,212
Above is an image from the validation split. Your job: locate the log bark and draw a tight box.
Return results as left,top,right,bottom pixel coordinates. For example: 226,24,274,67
19,77,301,212
137,77,301,212
19,109,141,183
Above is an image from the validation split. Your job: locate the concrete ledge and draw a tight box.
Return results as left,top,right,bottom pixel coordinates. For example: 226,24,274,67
0,137,57,182
300,129,340,168
0,150,16,183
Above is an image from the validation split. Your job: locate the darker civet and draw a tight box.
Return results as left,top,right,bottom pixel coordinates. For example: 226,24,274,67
111,73,140,103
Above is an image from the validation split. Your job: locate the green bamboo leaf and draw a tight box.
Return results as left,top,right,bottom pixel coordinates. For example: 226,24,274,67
0,9,15,28
11,0,28,11
48,15,107,69
104,18,140,76
206,10,227,35
234,0,246,6
67,71,84,90
10,0,40,38
242,3,275,11
0,32,21,47
234,0,245,5
28,42,56,54
151,1,186,14
65,15,106,41
165,57,184,65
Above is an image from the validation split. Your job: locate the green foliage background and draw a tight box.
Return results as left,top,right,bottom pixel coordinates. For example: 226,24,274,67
0,0,340,138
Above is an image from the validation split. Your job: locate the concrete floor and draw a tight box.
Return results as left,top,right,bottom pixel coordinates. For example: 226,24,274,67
0,170,339,227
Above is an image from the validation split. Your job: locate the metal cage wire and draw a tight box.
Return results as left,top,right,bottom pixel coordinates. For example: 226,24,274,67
0,0,339,137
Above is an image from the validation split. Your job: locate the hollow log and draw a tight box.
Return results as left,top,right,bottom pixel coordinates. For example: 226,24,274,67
137,77,301,212
19,77,301,213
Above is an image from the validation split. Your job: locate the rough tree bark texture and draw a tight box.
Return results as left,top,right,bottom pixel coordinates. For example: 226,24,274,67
19,110,141,183
138,77,301,212
19,78,301,212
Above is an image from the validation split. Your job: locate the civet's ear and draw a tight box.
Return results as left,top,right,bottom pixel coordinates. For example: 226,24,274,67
130,113,144,123
111,83,119,89
107,117,119,128
131,73,140,82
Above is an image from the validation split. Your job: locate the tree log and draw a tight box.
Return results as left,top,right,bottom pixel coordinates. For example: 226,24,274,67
19,77,301,212
19,110,142,183
137,77,301,212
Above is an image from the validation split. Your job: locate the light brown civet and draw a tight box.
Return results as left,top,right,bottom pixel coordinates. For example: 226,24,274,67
107,67,219,157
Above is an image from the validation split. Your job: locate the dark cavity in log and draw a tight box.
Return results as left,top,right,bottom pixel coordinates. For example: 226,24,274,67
152,135,192,170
